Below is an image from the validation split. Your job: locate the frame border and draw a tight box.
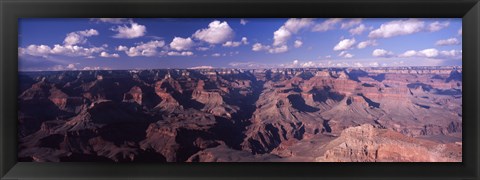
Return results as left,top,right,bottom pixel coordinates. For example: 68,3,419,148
1,0,479,179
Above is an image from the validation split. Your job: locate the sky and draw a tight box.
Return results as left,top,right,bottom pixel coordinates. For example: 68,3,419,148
18,18,462,71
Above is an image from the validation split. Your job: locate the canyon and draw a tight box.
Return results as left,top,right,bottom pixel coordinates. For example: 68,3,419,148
18,66,462,162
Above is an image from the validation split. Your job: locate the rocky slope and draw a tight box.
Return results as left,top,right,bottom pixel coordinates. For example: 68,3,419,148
18,66,462,162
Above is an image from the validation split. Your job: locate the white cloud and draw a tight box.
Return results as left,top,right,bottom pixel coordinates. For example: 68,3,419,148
333,38,356,51
193,20,234,44
418,48,439,58
357,40,378,49
241,37,249,44
435,38,460,46
273,18,314,46
50,44,104,57
341,18,362,29
49,63,83,71
223,37,248,47
19,45,52,57
294,40,303,48
458,28,462,35
312,18,342,32
301,61,316,67
66,63,76,69
338,51,354,58
116,40,165,57
223,41,241,47
251,43,288,54
273,26,292,46
252,43,270,51
64,29,99,45
268,45,288,54
372,49,394,57
189,65,214,69
400,50,418,57
428,21,449,32
169,37,194,51
91,18,131,24
211,53,221,57
100,52,120,58
400,48,438,58
240,19,248,25
439,50,462,58
112,23,146,39
368,19,425,38
398,48,461,59
369,62,380,67
293,60,299,65
82,66,109,71
19,28,104,58
196,47,210,51
349,24,366,35
167,51,194,56
353,62,363,67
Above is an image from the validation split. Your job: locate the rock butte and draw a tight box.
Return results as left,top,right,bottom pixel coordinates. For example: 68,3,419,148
18,66,462,162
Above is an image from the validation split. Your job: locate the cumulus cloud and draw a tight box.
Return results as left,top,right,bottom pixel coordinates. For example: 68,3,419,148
167,51,194,56
90,18,131,24
439,49,462,58
341,18,362,29
64,29,99,46
51,45,104,57
368,19,450,39
211,53,221,57
169,37,194,51
357,40,378,49
223,41,241,47
273,26,292,46
368,19,425,38
19,45,52,57
100,52,120,58
399,48,461,59
112,23,146,39
116,40,165,57
435,38,460,46
428,21,450,32
338,51,354,58
333,38,356,51
417,48,439,58
241,37,249,44
193,20,234,44
196,47,210,51
399,50,418,57
273,18,314,46
19,28,105,58
312,18,342,32
294,40,303,48
82,66,110,71
252,43,270,51
268,45,288,54
189,65,214,69
301,61,316,67
349,24,367,35
251,43,288,54
223,37,248,47
372,49,394,57
293,60,299,65
240,19,248,25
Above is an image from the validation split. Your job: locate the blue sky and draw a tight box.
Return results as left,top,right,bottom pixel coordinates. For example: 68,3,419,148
18,18,462,71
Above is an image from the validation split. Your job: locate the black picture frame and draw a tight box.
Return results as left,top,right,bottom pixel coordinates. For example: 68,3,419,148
1,0,479,179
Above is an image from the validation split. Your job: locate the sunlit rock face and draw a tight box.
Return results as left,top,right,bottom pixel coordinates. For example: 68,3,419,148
18,66,462,162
